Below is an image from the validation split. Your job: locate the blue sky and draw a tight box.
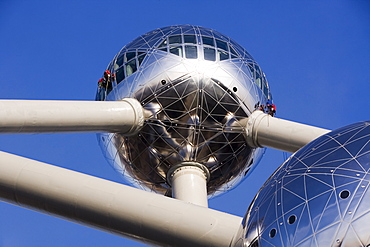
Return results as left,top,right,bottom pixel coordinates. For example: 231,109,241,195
0,1,369,246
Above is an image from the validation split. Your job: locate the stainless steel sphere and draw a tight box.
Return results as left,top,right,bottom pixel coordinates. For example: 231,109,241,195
234,121,370,246
97,25,271,197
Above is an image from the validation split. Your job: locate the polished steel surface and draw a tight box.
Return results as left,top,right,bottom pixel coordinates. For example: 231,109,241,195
97,25,270,196
236,121,370,246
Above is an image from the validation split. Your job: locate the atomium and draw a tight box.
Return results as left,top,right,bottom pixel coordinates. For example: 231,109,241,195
234,120,370,246
97,25,272,197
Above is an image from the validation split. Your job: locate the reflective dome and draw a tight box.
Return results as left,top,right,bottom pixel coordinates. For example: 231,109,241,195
97,25,271,197
235,121,370,246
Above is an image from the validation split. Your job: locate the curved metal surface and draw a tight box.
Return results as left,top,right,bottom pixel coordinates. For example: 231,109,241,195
97,25,270,197
234,120,370,246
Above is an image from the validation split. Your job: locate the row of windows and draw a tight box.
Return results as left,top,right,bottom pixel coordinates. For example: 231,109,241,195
248,63,269,97
159,45,232,62
115,51,146,68
158,34,236,53
158,34,239,62
158,34,234,52
113,51,147,84
106,47,270,99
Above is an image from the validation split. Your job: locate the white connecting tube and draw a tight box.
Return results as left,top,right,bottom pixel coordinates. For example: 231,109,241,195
0,98,146,135
245,110,331,153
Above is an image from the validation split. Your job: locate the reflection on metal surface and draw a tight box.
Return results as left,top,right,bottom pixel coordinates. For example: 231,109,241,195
97,25,271,196
237,121,370,246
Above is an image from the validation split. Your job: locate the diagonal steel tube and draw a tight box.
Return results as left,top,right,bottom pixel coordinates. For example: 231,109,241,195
0,151,242,247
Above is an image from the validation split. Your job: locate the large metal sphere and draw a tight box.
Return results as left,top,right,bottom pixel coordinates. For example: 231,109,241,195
97,25,271,197
235,121,370,246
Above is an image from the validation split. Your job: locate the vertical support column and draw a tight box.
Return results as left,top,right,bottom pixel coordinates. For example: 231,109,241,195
167,162,210,207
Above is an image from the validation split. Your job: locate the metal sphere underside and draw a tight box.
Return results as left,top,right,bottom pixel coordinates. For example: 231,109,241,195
113,75,254,195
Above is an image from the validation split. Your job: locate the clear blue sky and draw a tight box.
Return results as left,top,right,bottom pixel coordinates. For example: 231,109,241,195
0,1,369,246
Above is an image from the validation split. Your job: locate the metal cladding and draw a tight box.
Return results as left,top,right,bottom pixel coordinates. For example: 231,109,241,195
97,25,271,196
236,121,370,246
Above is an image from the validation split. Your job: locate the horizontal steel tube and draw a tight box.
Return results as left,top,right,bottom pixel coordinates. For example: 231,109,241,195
246,111,331,153
0,98,145,135
0,151,242,247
